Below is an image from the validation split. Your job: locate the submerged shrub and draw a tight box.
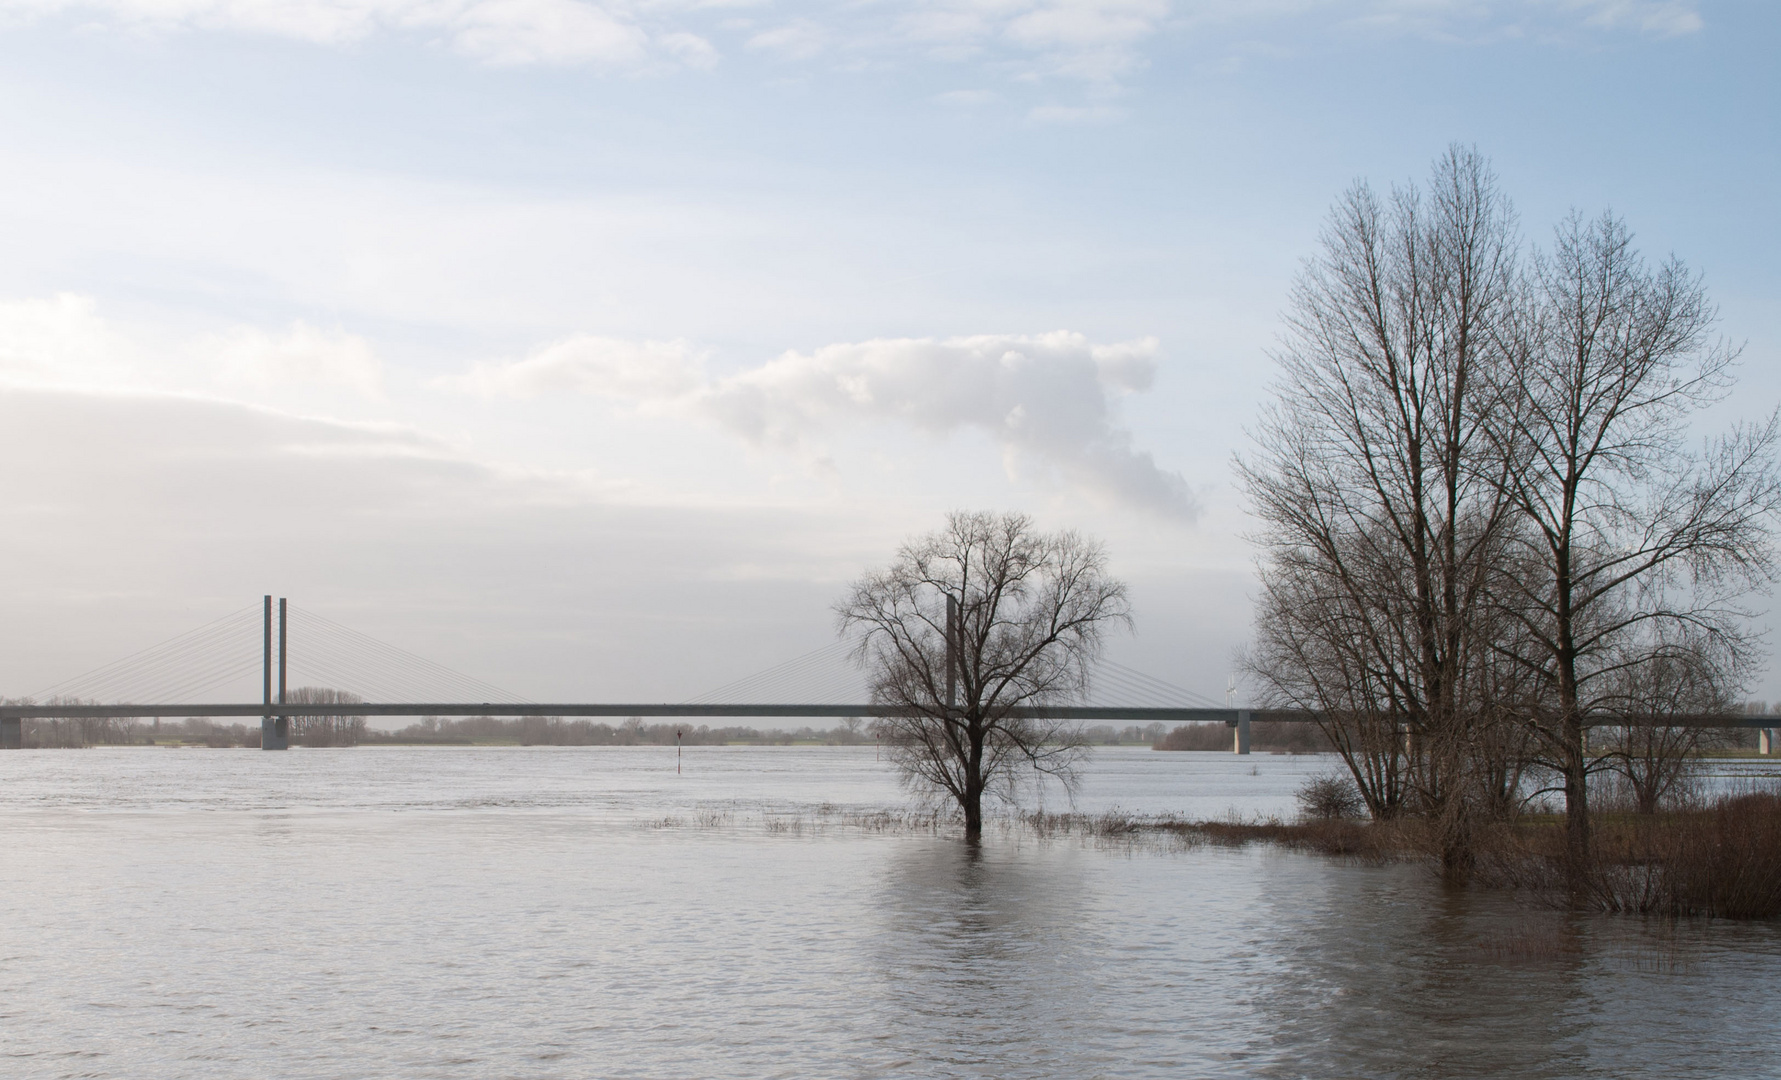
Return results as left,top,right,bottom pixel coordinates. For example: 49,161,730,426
1536,789,1781,919
1652,791,1781,919
1297,772,1364,821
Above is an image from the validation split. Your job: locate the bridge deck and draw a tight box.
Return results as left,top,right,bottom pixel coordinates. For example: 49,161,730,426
0,703,1772,726
0,703,1249,722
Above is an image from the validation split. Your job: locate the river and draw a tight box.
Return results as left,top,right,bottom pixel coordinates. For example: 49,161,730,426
2,745,1778,1078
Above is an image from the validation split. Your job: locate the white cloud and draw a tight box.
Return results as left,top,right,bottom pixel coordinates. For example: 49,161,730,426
3,0,652,65
440,0,648,64
1027,103,1124,124
446,334,704,399
452,329,1198,518
1563,0,1701,36
0,293,144,390
1002,0,1168,77
896,0,1172,80
0,293,384,399
208,322,385,398
1300,0,1705,41
932,88,1000,107
0,0,1704,81
746,18,827,59
658,28,719,67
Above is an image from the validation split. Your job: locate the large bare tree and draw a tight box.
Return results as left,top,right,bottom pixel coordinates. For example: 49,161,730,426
1491,210,1779,864
837,511,1129,840
1240,147,1521,872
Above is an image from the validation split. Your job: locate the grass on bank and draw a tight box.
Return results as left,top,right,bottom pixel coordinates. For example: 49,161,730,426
634,786,1781,920
1019,791,1781,920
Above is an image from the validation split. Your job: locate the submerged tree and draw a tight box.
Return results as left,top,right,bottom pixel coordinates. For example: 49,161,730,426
837,511,1129,840
1245,149,1779,875
1239,146,1522,873
1491,210,1779,864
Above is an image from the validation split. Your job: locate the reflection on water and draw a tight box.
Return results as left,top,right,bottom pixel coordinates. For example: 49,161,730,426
1260,877,1597,1078
1,746,1778,1078
872,842,1110,1077
1254,868,1781,1080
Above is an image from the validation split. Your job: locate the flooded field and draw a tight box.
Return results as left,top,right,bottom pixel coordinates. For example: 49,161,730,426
2,746,1778,1078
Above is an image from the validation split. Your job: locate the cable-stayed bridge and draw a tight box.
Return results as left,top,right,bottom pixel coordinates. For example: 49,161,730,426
9,597,1764,754
1,596,1262,751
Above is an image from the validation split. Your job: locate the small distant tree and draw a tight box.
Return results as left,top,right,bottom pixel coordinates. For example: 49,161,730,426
286,686,368,747
837,511,1130,840
1598,629,1736,814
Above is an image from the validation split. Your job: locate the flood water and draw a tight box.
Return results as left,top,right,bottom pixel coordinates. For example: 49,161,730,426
3,745,1779,1079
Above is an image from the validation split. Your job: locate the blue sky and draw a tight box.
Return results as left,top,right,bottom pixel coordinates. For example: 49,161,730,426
0,0,1775,705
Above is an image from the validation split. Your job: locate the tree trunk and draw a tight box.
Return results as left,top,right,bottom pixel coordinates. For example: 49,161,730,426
1563,709,1590,869
1555,535,1591,872
963,718,985,841
963,787,983,840
1439,808,1474,880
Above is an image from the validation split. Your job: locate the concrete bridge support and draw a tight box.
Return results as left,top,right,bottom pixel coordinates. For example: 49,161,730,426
1,717,19,749
1762,728,1774,756
1232,710,1251,754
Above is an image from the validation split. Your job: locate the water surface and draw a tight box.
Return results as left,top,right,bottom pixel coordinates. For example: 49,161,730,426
2,746,1777,1079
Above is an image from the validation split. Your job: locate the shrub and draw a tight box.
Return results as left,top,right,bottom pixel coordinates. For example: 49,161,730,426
1297,772,1364,820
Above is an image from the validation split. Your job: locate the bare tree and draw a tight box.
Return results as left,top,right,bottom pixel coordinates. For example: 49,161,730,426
1597,628,1735,814
1239,147,1521,873
1491,210,1780,863
4,697,141,748
1245,545,1413,818
1468,604,1546,820
837,511,1130,840
286,686,368,747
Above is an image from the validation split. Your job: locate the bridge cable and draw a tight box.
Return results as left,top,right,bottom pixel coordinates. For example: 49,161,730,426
27,605,264,704
284,605,529,705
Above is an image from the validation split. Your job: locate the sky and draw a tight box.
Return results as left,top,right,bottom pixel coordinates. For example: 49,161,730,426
0,0,1776,708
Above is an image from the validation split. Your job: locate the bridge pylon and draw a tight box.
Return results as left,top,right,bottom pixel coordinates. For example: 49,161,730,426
261,595,290,750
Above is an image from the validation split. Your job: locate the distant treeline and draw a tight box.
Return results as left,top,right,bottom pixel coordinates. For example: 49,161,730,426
1083,723,1169,745
11,701,1763,756
1,690,366,748
1154,721,1334,754
3,714,265,748
1150,718,1770,756
370,715,879,746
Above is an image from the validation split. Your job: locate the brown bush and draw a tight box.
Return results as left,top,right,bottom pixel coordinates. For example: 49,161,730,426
1582,792,1781,918
1023,792,1781,919
1145,817,1409,860
1468,790,1781,919
1297,772,1365,820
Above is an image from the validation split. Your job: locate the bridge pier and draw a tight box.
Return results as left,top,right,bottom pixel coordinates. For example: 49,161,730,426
1232,709,1251,755
1762,728,1774,756
1,717,19,749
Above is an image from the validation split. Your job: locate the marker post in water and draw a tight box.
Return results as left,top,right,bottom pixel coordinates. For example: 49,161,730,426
676,728,682,774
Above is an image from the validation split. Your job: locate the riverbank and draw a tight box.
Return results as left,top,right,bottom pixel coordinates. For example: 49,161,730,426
1022,792,1781,919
